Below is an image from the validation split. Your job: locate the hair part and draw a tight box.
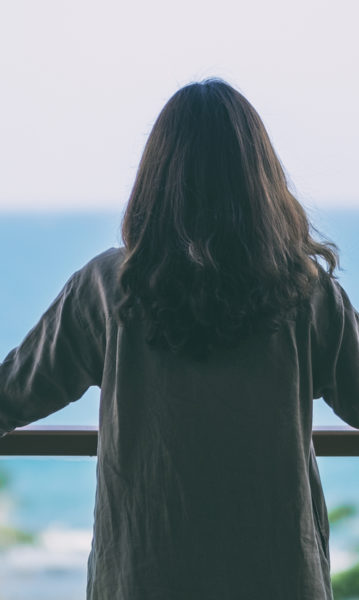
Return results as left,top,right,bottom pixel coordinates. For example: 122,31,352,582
117,77,340,360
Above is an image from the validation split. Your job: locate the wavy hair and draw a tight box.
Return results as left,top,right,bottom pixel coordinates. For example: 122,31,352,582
117,78,340,360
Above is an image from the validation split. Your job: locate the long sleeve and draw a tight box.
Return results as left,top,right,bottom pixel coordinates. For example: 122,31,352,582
0,269,104,437
311,270,359,428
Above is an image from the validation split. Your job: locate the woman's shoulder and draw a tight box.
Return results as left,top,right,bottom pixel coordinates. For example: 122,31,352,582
307,262,359,350
310,263,345,313
289,262,346,335
74,246,126,285
72,246,127,320
80,246,126,272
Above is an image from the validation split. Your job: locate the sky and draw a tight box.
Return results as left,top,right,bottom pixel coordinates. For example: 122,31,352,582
0,0,358,212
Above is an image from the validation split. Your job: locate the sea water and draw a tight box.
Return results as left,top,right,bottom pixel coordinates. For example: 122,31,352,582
0,208,359,599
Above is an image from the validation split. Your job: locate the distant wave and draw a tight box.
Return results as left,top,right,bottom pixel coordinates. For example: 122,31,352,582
330,547,359,574
0,524,92,572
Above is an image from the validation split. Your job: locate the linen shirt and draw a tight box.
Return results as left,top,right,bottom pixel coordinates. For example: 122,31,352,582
1,246,359,599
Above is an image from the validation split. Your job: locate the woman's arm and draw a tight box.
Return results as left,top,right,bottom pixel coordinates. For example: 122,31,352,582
0,270,103,437
311,274,359,428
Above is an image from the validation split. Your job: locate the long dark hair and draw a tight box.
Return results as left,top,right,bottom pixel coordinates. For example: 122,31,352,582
118,78,340,360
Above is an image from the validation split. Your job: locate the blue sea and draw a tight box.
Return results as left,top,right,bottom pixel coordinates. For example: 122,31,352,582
0,208,359,599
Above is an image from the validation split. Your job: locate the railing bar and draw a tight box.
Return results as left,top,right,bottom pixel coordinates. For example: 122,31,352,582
0,426,359,457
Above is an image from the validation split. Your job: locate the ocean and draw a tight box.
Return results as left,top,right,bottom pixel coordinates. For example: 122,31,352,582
0,208,359,599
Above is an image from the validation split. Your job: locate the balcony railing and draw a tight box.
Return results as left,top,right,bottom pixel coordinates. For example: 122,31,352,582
0,425,359,456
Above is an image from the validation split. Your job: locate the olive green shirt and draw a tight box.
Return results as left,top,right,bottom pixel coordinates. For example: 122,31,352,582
1,247,359,599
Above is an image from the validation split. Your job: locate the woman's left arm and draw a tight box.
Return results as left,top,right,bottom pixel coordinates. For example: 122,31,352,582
0,270,103,437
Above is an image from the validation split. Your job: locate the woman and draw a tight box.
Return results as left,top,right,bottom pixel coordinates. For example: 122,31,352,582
0,78,357,599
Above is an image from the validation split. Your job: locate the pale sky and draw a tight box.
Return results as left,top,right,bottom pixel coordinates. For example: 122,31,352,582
0,0,358,212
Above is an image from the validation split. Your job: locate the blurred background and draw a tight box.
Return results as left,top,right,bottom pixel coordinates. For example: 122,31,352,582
0,0,358,598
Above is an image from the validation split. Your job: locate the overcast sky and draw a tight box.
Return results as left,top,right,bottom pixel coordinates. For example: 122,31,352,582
0,0,358,212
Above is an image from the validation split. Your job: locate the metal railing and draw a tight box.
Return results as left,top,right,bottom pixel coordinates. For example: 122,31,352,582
0,425,359,456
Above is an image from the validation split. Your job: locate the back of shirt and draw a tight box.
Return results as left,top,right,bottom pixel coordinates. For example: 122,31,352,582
1,246,359,600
